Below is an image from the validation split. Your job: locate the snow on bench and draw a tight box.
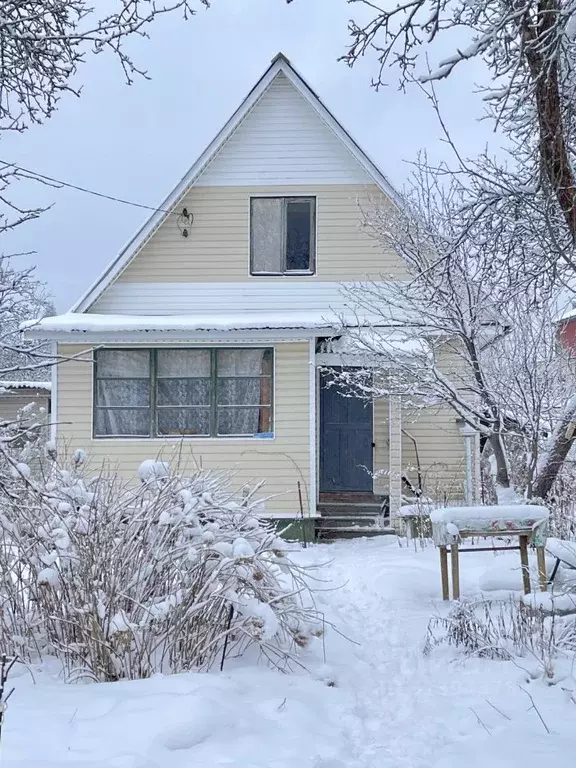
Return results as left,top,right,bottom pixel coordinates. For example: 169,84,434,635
430,504,549,546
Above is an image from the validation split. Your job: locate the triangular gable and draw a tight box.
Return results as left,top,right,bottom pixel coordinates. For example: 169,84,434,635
72,53,403,313
196,71,372,186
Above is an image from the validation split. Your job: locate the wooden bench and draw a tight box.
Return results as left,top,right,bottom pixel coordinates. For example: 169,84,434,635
430,506,549,600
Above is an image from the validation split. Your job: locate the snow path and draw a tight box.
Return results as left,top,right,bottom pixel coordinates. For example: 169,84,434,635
299,537,575,767
4,536,575,767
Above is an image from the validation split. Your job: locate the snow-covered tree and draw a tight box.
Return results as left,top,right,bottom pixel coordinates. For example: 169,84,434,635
331,0,576,497
0,1,211,423
0,257,54,383
0,453,325,681
336,169,574,501
343,0,576,245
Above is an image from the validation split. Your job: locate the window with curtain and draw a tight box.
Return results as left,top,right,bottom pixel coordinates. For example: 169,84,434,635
93,348,274,438
250,197,316,274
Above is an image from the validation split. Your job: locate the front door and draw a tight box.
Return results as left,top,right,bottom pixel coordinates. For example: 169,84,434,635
319,368,373,492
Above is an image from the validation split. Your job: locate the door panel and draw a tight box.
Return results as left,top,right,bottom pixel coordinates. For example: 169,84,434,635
319,368,373,492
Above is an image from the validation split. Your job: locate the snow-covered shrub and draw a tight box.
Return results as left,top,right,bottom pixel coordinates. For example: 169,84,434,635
0,452,324,681
426,598,576,682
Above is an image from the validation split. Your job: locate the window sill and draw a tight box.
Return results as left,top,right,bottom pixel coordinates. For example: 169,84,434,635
250,271,316,277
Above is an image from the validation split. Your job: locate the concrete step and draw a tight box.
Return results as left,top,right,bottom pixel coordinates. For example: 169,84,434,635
318,502,385,518
317,526,397,540
316,515,382,529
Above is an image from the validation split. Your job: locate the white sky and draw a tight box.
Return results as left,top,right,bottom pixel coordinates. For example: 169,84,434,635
0,0,497,311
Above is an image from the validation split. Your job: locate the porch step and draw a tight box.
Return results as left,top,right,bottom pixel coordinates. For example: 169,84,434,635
318,502,386,518
316,515,380,529
317,526,397,541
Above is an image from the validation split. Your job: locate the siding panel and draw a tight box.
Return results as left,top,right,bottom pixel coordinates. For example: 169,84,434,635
373,397,465,501
197,73,371,186
95,184,406,298
56,342,310,517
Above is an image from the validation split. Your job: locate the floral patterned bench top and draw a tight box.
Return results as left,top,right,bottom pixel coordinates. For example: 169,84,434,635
430,505,549,547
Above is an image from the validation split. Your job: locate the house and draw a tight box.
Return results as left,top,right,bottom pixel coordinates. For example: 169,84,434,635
0,381,51,426
556,303,576,351
26,54,473,535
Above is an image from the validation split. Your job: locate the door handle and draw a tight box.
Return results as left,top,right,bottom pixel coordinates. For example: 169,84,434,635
372,442,376,448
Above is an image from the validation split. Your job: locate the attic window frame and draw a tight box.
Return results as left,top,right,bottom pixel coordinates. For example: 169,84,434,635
249,195,317,276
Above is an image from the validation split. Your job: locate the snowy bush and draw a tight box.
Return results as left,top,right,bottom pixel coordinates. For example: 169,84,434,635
0,452,324,681
426,598,576,682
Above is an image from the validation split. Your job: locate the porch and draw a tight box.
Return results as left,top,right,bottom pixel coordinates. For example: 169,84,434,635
313,360,478,537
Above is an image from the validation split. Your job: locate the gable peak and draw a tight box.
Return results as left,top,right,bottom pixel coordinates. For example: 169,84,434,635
270,52,292,67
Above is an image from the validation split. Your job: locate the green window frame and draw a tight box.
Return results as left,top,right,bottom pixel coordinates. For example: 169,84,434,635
93,348,274,439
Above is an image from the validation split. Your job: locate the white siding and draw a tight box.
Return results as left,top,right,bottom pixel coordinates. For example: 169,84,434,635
92,281,392,316
197,73,372,187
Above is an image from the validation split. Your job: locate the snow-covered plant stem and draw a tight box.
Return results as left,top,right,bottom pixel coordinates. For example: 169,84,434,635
0,654,16,749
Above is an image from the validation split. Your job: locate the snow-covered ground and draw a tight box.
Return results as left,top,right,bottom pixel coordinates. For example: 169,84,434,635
4,537,576,767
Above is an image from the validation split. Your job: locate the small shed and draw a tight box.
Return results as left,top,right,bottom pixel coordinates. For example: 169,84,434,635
0,381,51,425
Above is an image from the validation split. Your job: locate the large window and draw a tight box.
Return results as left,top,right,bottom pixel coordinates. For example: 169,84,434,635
250,196,316,274
94,348,274,438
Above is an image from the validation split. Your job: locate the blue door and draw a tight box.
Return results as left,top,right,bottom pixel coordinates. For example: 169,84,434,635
319,368,373,492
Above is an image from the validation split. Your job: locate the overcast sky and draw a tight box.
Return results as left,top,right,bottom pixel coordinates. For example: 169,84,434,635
1,0,497,312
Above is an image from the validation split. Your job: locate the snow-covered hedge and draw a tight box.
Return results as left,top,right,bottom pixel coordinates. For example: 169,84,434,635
0,451,323,681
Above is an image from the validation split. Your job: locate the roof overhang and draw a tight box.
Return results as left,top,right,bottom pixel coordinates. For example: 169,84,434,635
25,327,326,344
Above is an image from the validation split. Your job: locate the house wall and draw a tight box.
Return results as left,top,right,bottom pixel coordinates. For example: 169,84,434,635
55,342,311,518
373,398,466,501
372,343,469,501
196,72,373,187
0,391,50,424
91,184,406,301
558,319,576,352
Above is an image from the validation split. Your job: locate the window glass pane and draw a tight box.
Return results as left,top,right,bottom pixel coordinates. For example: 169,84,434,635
157,378,211,406
97,379,150,407
217,349,272,377
157,349,211,378
95,408,150,437
286,199,313,271
97,350,149,378
157,407,210,436
217,407,272,436
250,198,283,273
218,378,270,406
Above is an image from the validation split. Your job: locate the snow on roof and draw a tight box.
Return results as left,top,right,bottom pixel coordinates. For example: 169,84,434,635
0,380,51,392
23,282,414,339
23,310,403,336
557,305,576,322
324,328,429,359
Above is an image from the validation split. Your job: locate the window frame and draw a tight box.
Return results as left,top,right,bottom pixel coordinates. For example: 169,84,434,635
93,347,275,440
249,195,317,276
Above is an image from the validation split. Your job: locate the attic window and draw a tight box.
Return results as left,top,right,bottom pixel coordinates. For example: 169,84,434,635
250,197,316,275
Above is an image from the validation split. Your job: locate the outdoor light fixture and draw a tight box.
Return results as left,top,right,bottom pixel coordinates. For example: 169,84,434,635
177,207,194,238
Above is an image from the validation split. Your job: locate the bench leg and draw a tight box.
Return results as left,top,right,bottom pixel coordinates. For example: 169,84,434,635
439,546,449,600
451,542,460,600
519,535,531,594
536,547,547,592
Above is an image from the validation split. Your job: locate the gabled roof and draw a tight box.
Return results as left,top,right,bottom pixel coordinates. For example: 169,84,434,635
71,52,404,314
